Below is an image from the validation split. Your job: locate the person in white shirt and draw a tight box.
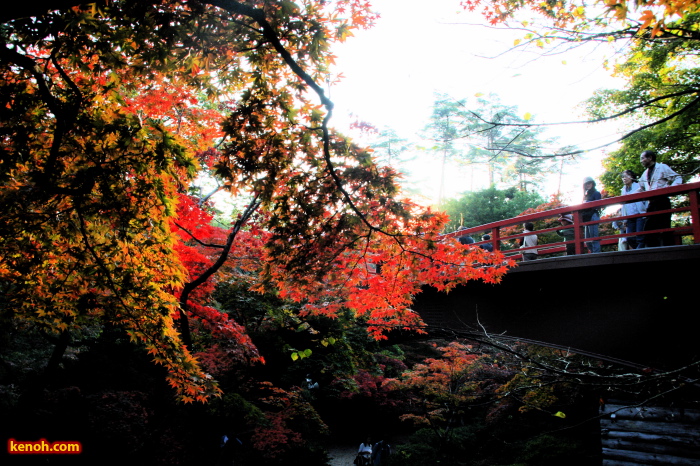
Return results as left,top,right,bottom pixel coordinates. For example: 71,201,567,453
357,437,373,466
638,150,682,247
619,170,647,249
520,222,538,261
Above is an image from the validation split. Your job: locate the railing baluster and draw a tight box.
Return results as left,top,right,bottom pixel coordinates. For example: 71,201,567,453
492,227,500,252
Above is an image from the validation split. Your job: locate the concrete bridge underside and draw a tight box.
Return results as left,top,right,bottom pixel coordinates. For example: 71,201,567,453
412,245,700,370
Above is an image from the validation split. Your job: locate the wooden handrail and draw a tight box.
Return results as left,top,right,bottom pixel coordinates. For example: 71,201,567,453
444,181,700,259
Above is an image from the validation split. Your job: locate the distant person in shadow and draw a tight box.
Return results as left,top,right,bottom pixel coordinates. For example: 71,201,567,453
372,439,392,466
356,437,372,466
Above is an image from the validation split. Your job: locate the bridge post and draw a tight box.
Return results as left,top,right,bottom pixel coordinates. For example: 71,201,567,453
573,213,584,254
690,189,700,244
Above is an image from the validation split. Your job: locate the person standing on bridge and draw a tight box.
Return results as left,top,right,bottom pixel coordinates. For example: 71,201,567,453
637,150,682,247
582,176,602,253
457,226,475,245
519,222,538,261
480,234,494,252
619,169,647,249
557,214,576,255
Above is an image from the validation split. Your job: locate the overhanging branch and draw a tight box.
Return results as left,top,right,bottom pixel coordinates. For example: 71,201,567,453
177,194,261,348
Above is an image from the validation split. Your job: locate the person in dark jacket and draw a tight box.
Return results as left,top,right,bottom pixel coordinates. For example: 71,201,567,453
582,176,601,253
556,214,576,255
457,226,474,245
480,234,493,252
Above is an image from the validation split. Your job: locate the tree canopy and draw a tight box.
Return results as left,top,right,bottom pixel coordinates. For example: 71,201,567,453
462,0,700,35
461,0,700,188
442,187,545,231
422,94,567,195
1,0,512,402
586,12,700,192
3,4,698,464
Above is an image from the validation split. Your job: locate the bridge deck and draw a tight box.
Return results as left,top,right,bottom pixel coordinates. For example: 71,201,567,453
510,243,700,272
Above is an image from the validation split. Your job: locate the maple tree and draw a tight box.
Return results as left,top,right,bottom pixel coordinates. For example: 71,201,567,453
384,338,618,464
246,382,329,464
1,1,512,403
390,342,517,433
386,340,573,464
0,0,370,403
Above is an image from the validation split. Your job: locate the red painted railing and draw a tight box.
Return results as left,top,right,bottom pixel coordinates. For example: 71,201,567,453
442,181,700,260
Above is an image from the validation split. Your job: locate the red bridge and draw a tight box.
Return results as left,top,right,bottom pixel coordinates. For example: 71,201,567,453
413,181,700,371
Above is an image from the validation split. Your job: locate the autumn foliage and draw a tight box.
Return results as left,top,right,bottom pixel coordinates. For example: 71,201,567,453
0,1,512,404
461,0,698,34
391,342,494,429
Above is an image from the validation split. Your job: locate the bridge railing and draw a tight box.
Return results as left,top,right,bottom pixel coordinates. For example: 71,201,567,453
442,181,700,260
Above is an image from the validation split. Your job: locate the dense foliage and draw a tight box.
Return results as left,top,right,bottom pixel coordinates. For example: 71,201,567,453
587,13,700,192
0,0,511,404
442,186,545,231
3,1,699,465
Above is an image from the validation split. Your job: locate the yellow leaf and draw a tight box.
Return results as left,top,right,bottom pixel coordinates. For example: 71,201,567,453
553,411,566,418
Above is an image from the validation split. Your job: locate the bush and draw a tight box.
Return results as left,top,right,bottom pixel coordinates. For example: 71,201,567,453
388,426,480,466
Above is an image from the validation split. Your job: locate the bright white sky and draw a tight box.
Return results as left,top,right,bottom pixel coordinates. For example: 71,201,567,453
326,0,628,206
